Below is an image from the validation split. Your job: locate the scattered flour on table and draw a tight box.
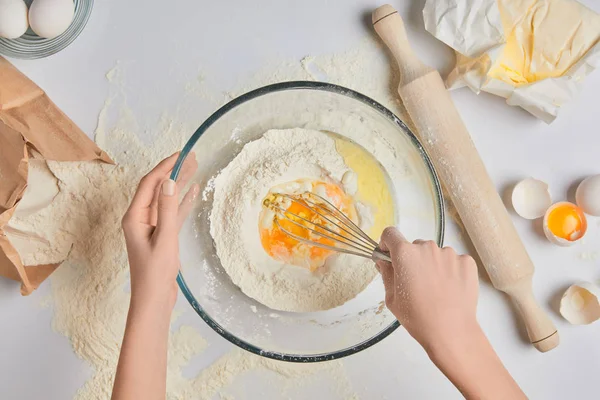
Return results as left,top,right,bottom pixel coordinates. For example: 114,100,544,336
578,251,599,261
177,349,357,400
12,37,428,399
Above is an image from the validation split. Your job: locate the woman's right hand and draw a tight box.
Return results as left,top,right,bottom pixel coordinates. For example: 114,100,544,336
376,227,527,399
375,227,480,352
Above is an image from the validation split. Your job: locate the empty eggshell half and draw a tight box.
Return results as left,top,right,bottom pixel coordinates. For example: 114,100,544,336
512,178,552,219
576,175,600,217
559,282,600,325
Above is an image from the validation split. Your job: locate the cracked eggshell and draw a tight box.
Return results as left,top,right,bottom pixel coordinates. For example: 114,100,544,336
511,178,552,219
576,175,600,217
560,283,600,325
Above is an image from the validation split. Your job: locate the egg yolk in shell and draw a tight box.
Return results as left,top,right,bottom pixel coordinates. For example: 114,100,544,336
546,203,586,241
259,179,357,271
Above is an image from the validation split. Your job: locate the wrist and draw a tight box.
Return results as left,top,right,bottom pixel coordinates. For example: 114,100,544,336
424,319,485,363
130,287,177,317
425,321,527,399
127,298,173,335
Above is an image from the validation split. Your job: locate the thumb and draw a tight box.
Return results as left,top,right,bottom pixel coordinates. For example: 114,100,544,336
380,227,407,252
156,179,179,238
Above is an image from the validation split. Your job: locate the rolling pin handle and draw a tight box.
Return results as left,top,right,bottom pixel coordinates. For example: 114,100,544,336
372,4,435,85
505,279,560,352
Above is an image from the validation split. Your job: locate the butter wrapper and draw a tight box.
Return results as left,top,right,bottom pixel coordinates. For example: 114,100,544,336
423,0,600,123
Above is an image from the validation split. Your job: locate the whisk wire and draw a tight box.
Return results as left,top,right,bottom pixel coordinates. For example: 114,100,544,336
268,203,377,256
264,192,391,262
278,194,375,251
303,193,380,248
274,220,376,259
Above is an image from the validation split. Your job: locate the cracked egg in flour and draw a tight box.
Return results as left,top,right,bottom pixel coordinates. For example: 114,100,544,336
259,179,359,271
209,128,398,312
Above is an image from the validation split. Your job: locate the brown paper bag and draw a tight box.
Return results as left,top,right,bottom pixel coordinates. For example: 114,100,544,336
0,56,113,295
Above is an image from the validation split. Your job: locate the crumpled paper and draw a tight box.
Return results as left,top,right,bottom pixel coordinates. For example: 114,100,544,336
423,0,600,123
0,56,113,295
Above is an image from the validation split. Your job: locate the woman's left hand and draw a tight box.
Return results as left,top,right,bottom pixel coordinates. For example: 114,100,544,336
121,152,199,310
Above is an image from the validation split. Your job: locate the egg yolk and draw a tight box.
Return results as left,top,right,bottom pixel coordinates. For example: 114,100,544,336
259,180,357,271
546,204,586,241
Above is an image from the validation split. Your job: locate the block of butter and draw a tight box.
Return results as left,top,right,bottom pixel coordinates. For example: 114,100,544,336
423,0,600,123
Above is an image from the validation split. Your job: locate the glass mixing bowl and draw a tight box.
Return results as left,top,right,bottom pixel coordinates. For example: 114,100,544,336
172,81,444,362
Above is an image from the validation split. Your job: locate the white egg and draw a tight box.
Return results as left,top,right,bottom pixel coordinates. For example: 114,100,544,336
559,282,600,325
0,0,29,39
29,0,74,39
511,178,552,219
576,175,600,216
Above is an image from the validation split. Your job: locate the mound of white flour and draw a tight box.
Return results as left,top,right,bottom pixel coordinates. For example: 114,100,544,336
209,128,377,312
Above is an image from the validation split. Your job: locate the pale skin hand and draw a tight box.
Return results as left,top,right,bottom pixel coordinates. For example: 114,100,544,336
112,153,199,400
111,156,523,400
376,227,527,400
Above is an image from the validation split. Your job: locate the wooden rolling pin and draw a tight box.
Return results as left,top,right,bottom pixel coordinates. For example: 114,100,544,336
372,5,558,352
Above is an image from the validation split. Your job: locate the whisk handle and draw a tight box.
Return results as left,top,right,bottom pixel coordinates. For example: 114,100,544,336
372,249,392,263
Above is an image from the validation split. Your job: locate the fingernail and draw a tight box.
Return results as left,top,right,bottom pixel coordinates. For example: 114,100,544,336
162,179,176,196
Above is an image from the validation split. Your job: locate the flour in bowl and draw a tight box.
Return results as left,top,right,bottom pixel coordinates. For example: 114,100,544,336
209,128,380,312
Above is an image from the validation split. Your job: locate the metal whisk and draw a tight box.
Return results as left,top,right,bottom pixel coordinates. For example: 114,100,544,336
262,192,392,263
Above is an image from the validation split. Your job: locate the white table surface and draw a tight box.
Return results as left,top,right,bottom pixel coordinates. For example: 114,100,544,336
2,0,600,399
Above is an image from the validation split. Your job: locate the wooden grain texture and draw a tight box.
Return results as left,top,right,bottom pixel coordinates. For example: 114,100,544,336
372,4,558,352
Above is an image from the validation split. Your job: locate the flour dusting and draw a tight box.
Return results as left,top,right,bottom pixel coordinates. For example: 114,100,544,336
11,37,430,399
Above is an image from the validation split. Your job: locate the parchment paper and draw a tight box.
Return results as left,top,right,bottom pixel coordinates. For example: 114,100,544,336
423,0,600,123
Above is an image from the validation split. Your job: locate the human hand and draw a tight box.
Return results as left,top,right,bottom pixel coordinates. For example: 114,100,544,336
375,228,527,399
122,152,199,311
375,227,480,353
